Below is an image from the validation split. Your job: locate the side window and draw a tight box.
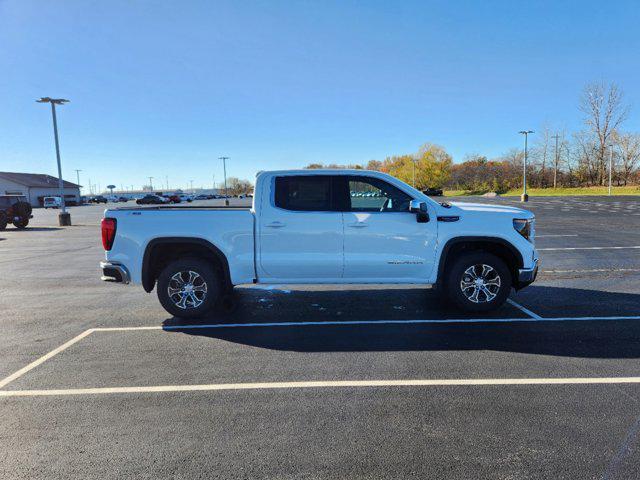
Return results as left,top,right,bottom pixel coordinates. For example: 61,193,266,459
348,177,412,212
275,176,333,211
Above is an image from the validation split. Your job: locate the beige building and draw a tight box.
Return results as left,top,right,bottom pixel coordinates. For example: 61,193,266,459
0,172,81,207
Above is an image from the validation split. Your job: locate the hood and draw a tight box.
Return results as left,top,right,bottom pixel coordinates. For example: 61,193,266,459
448,202,534,218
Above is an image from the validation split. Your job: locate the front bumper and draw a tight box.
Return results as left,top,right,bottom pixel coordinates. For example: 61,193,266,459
100,261,130,284
516,257,539,289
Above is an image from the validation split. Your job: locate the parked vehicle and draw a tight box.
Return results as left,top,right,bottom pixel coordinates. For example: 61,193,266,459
117,196,129,202
195,194,209,200
423,187,444,197
178,194,193,203
100,169,538,318
0,195,33,230
43,196,63,209
136,194,166,205
89,195,108,204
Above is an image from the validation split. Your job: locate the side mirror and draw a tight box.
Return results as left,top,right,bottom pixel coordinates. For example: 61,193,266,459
409,200,429,223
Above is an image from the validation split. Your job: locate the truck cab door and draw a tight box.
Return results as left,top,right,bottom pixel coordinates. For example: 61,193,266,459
341,176,437,282
257,175,344,282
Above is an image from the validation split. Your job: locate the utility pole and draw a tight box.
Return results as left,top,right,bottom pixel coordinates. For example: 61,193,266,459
551,134,560,189
37,97,71,225
74,169,82,203
88,178,92,195
608,144,614,196
166,175,169,191
219,156,230,205
148,177,154,191
518,130,534,202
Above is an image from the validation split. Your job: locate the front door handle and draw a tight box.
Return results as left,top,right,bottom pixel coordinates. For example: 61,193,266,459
347,222,368,228
265,221,286,228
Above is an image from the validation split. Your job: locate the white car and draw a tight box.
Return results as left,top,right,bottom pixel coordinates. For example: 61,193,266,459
43,196,63,209
100,169,538,318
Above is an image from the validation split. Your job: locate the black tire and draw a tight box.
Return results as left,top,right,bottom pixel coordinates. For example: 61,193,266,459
156,257,221,319
0,211,7,231
12,201,32,218
13,218,29,229
445,252,511,312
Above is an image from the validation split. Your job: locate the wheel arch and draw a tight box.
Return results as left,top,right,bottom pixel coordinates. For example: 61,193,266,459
141,237,232,293
436,236,524,287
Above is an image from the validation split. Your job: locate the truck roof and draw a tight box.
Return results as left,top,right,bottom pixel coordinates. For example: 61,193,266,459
257,168,381,176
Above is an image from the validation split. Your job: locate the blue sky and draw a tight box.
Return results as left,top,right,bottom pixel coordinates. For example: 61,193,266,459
1,0,639,192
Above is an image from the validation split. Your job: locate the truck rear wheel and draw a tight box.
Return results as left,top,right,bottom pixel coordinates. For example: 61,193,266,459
157,257,221,319
445,252,511,312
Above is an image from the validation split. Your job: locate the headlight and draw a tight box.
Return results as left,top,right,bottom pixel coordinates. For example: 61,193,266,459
513,218,534,242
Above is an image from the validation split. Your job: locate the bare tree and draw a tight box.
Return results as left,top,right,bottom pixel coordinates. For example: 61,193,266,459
613,132,640,185
531,126,552,187
579,81,630,185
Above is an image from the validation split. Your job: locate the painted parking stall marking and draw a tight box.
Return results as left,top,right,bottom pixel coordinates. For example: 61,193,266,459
5,376,640,397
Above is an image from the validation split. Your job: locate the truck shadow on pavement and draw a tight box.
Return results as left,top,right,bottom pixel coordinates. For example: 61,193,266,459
163,286,640,358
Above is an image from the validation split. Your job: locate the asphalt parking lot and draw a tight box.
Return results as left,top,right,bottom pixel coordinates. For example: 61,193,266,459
1,196,640,479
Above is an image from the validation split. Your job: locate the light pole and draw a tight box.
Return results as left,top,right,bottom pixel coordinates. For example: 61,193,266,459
219,156,229,205
518,130,534,202
148,177,154,191
190,180,194,193
74,169,82,203
37,97,71,225
608,144,614,196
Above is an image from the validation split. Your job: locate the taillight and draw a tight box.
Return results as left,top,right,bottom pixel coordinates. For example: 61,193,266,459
101,218,117,251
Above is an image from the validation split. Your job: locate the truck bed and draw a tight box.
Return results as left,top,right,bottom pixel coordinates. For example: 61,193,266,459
104,206,256,285
113,205,251,211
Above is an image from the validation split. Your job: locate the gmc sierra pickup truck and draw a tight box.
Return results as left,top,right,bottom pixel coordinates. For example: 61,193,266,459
100,169,538,318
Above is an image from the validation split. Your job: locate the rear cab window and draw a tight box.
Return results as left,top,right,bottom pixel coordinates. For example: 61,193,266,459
274,176,336,211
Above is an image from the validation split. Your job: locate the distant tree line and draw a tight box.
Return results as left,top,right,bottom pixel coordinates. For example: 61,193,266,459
305,82,640,193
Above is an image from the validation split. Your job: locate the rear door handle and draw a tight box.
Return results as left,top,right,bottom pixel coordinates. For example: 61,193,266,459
347,222,368,228
265,221,286,228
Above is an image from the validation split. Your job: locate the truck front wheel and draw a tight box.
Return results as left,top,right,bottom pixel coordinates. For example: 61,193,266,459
445,252,511,312
157,257,221,319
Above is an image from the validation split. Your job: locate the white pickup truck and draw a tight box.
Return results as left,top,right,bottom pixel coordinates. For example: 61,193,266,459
100,169,538,318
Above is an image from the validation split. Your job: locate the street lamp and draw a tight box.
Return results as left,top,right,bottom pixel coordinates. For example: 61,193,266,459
518,130,534,202
148,177,154,191
37,97,71,225
219,156,230,205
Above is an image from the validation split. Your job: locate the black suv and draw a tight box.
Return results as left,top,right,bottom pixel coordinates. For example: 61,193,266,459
0,195,33,230
136,194,165,205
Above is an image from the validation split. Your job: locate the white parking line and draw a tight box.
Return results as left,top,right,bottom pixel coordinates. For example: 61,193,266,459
538,246,640,251
161,315,640,331
4,315,640,391
542,268,640,274
536,234,579,238
0,328,94,389
4,377,640,397
506,299,543,319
